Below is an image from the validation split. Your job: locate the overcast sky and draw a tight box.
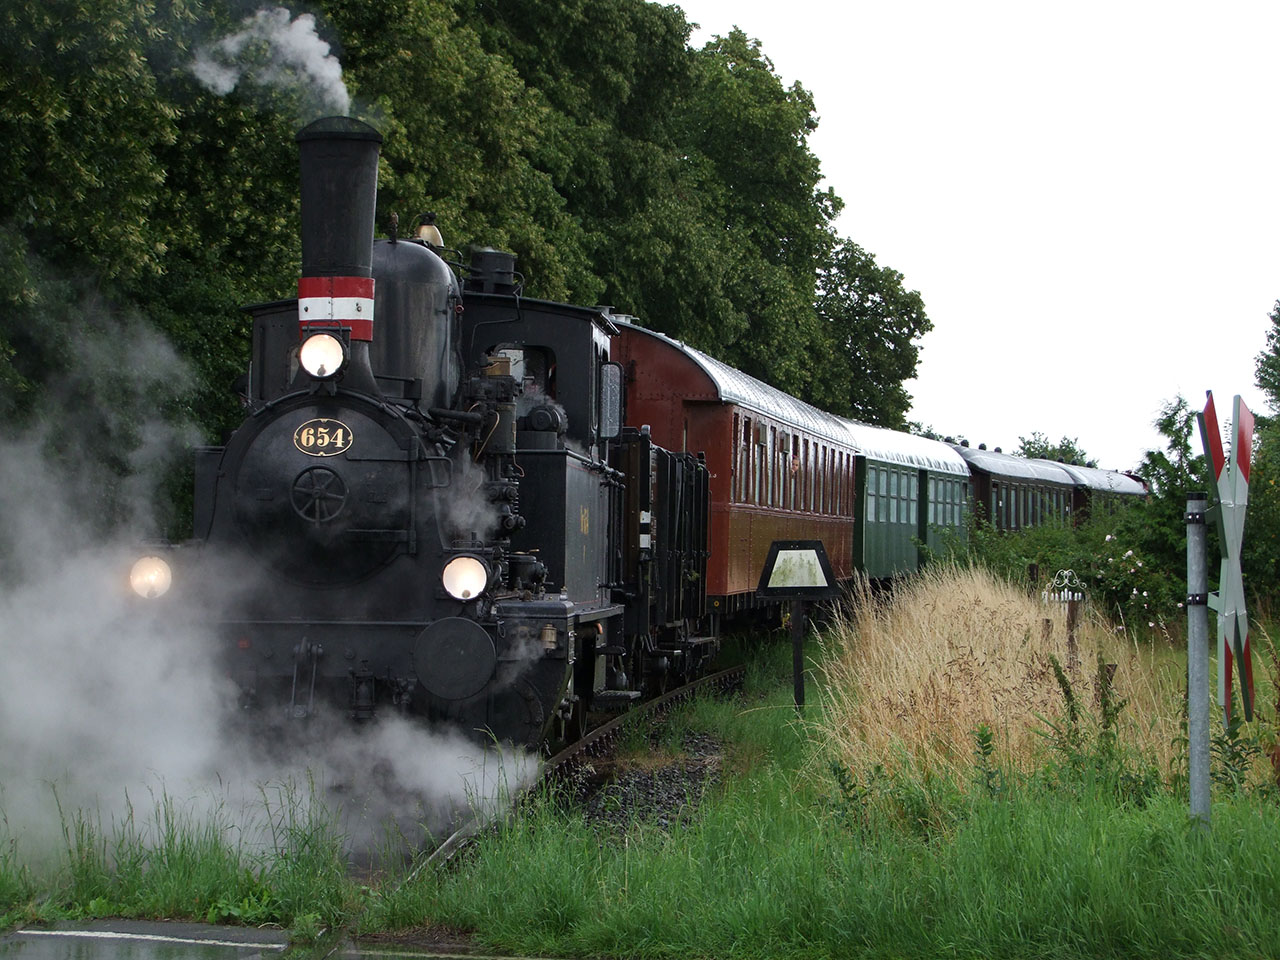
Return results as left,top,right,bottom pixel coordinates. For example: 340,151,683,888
672,0,1279,470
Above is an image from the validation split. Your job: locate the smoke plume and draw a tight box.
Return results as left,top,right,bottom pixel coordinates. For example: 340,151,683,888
0,287,534,866
191,7,351,118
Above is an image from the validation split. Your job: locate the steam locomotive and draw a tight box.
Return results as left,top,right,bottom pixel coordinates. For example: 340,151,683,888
127,117,1143,750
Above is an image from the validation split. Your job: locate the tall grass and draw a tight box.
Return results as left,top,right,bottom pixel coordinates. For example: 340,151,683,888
362,634,1280,960
819,564,1185,783
0,780,353,935
8,599,1280,957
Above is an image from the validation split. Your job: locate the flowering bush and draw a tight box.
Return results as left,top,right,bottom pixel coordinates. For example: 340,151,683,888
950,501,1185,639
1089,531,1182,636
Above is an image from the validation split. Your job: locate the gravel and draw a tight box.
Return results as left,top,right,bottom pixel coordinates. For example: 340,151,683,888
568,730,724,832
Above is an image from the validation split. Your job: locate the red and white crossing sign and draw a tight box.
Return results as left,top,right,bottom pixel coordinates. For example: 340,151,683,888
1198,391,1255,723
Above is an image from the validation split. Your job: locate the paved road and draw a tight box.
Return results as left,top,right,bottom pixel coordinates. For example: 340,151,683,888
0,920,558,958
0,921,287,958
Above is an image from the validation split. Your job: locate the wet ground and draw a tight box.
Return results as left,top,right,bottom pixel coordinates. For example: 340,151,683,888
0,921,288,958
0,921,567,958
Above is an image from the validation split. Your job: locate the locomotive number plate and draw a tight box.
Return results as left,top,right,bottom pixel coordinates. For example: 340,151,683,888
293,418,354,457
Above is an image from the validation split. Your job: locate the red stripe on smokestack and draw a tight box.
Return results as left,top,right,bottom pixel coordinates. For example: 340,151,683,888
298,275,375,341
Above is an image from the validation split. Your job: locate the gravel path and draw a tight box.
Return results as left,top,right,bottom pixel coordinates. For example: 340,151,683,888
570,731,724,832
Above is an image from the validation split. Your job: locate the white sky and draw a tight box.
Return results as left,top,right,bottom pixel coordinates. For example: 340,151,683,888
672,0,1280,470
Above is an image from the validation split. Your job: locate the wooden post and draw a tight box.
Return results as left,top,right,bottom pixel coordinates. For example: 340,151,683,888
791,598,806,714
1066,598,1080,672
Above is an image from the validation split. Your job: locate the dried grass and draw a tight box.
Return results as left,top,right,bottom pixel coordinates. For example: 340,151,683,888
817,564,1184,783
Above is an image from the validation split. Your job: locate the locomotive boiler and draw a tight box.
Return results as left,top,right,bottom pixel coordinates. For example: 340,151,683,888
141,117,710,748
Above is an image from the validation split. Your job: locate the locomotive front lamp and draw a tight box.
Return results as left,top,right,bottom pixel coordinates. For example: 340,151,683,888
299,332,348,379
442,555,489,601
130,555,172,599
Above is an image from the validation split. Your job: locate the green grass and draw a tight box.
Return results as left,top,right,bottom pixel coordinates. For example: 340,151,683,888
0,780,353,940
6,633,1280,957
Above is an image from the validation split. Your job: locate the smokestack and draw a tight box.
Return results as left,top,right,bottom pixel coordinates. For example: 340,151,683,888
296,116,382,343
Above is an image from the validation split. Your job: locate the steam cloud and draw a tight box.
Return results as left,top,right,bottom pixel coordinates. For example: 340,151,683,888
0,290,534,865
191,7,351,117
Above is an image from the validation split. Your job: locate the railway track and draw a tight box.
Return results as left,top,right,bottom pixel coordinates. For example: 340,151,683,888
412,664,746,873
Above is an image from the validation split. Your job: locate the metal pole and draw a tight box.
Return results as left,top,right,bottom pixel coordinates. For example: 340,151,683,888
1187,493,1210,830
791,598,806,714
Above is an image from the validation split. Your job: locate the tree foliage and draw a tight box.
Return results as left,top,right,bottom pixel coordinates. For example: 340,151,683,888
0,0,936,532
1254,300,1280,420
1248,301,1280,601
812,241,932,427
1016,432,1090,466
962,397,1208,630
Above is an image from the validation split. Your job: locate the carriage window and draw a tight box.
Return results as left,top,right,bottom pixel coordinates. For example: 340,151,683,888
747,424,757,506
776,431,784,508
824,450,834,514
790,436,799,510
839,453,849,514
832,451,840,513
802,440,810,510
821,448,829,514
830,452,837,514
829,448,837,514
868,465,878,523
731,415,740,503
767,431,774,506
781,433,788,508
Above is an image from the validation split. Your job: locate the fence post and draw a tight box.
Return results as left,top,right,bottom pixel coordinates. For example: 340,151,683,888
1066,598,1080,672
1187,493,1210,831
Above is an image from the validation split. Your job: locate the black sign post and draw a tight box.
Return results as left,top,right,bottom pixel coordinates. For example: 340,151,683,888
756,540,839,713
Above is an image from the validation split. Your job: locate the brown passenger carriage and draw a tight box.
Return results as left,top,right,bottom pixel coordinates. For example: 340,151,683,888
611,322,862,619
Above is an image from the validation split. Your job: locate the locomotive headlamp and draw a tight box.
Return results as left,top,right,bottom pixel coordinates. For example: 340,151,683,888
442,555,490,601
130,555,172,599
299,332,348,379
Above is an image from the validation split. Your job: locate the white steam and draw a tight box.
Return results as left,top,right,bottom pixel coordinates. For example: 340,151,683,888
0,307,535,865
442,457,502,542
191,7,351,117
